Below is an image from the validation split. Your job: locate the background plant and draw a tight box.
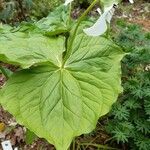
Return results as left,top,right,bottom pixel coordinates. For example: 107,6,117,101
0,0,63,23
106,20,150,150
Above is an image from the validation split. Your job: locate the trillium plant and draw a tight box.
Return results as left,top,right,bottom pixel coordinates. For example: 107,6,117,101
0,0,133,149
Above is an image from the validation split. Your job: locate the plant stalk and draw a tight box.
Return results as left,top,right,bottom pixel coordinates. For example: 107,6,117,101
62,0,99,67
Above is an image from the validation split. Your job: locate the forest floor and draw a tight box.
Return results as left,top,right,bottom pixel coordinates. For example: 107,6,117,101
0,1,150,150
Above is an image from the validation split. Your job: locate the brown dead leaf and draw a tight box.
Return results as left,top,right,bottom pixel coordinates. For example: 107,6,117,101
0,123,5,132
14,127,25,143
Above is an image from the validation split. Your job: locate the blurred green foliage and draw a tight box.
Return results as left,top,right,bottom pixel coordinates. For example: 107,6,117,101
0,0,63,23
0,0,148,23
106,20,150,150
32,0,63,19
0,0,32,23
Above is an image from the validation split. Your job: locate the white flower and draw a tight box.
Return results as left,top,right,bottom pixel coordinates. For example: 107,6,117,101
83,5,116,36
129,0,134,4
64,0,74,6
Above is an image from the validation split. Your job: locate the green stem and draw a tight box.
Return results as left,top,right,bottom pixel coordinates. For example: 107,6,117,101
62,0,99,67
0,66,9,79
72,139,76,150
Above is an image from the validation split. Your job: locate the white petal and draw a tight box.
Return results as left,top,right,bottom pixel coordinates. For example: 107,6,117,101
83,4,119,37
96,8,102,15
105,7,115,23
83,5,115,36
129,0,134,3
64,0,74,6
83,13,107,36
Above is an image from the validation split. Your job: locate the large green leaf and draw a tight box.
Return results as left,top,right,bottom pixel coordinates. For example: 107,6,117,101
0,29,65,68
0,30,125,150
5,5,70,36
35,5,70,36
